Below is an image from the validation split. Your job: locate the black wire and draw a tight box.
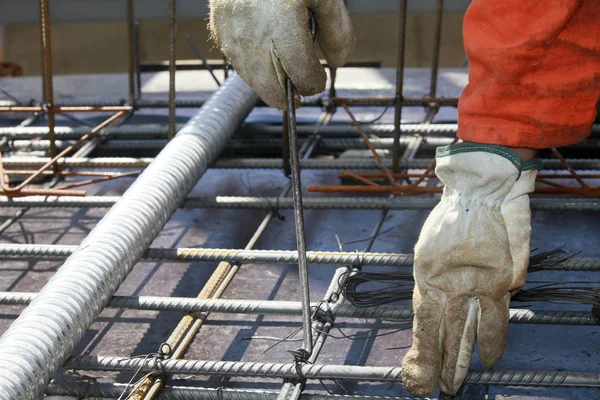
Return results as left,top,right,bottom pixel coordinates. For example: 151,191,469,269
341,248,596,308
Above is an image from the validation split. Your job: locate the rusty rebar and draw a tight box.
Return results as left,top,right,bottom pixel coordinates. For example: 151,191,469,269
39,0,56,162
127,0,135,102
392,0,408,173
429,0,444,100
0,111,126,196
340,103,399,188
551,147,589,188
168,0,177,140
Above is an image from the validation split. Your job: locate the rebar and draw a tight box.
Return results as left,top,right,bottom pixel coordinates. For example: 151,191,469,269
127,0,136,102
2,293,596,326
392,0,408,173
285,77,313,355
0,124,185,140
168,0,177,140
0,75,258,400
0,244,597,271
243,123,600,138
39,0,56,161
187,34,221,87
61,356,600,388
429,0,444,100
0,196,599,212
46,382,431,400
3,123,599,141
211,158,600,171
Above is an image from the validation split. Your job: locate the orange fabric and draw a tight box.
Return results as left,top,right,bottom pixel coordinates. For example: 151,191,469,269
458,0,600,149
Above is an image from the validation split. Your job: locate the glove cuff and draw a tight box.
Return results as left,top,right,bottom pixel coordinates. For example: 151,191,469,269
435,143,541,203
436,142,543,176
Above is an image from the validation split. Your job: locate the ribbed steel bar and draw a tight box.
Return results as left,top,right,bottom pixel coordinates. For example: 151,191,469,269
392,0,408,173
1,244,597,271
127,0,135,102
26,135,600,153
0,196,599,212
2,157,600,171
0,76,258,400
39,0,56,161
212,158,600,171
241,123,600,138
2,293,597,325
0,124,184,140
62,356,600,388
168,0,177,140
0,123,441,140
46,382,430,400
285,76,313,355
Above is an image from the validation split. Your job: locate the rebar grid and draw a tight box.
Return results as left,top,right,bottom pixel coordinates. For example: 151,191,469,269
0,2,599,400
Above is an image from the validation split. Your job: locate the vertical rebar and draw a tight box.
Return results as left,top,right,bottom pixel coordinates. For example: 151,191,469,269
285,77,312,355
127,0,135,102
168,0,177,140
134,21,142,100
282,112,292,176
429,0,444,99
223,55,229,80
392,0,408,173
39,0,56,162
423,0,445,124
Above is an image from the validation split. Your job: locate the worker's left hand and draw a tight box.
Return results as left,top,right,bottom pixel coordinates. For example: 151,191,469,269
401,143,540,396
209,0,355,109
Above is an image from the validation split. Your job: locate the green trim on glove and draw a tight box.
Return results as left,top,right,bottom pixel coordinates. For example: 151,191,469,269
436,142,543,172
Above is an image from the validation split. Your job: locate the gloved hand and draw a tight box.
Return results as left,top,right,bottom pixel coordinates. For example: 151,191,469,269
209,0,355,109
401,143,541,396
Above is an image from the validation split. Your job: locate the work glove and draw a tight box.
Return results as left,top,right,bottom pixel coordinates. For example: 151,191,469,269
209,0,355,109
401,143,541,396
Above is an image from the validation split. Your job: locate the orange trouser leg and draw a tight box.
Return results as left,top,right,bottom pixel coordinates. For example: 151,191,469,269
458,0,600,149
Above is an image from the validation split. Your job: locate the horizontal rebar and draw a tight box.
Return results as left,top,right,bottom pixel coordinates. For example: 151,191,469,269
2,293,597,325
0,244,413,266
61,356,600,388
0,244,597,271
212,158,600,171
0,124,184,140
238,123,600,139
0,196,598,212
45,382,429,400
5,123,599,141
2,157,600,170
8,137,449,152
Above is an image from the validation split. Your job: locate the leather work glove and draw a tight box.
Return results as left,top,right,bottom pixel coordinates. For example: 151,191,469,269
401,143,541,396
209,0,355,109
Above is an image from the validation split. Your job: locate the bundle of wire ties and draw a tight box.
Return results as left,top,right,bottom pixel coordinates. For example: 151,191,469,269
342,247,600,309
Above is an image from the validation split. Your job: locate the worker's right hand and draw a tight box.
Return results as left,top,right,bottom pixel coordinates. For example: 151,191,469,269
209,0,355,109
